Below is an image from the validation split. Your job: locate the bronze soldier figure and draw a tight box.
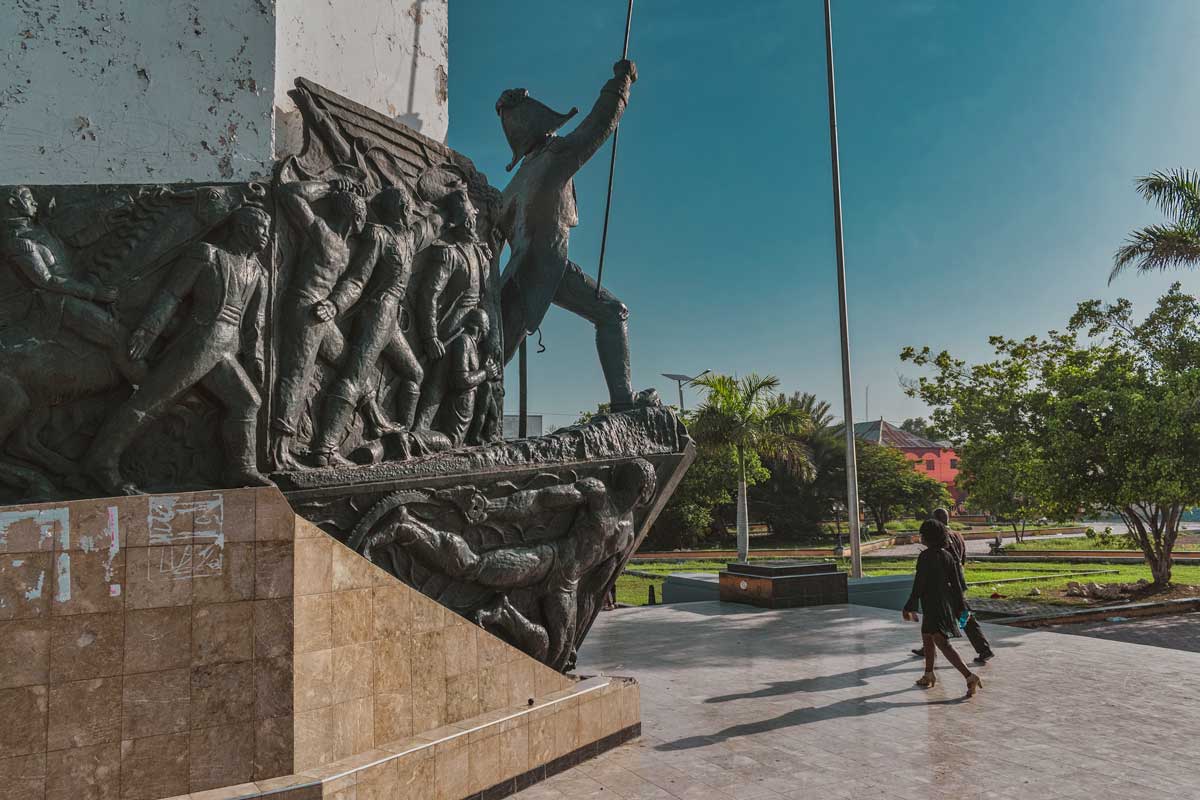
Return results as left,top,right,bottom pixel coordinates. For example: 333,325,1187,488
307,185,454,466
495,60,638,410
0,186,145,384
271,179,367,470
444,307,501,446
413,191,497,431
83,206,274,495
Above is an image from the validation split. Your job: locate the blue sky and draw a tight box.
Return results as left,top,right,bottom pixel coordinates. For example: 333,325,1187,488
447,0,1200,428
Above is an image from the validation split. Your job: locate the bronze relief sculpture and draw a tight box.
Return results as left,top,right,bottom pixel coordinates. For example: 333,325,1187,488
0,64,694,672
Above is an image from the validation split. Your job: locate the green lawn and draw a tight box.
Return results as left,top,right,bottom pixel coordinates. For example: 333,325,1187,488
616,556,1200,607
1004,535,1137,552
1005,534,1200,552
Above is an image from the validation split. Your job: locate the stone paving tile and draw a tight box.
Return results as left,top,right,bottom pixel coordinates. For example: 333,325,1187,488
512,602,1200,800
1049,610,1200,652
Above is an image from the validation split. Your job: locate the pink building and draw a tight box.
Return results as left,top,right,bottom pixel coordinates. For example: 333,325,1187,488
853,419,963,507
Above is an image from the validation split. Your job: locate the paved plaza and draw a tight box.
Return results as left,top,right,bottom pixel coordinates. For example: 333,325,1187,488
516,602,1200,799
1051,611,1200,654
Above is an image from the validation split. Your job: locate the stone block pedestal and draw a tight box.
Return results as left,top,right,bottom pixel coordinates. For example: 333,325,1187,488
718,561,848,609
0,487,639,800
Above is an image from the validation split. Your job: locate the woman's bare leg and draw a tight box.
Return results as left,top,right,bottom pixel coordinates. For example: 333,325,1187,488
922,633,937,673
932,633,973,679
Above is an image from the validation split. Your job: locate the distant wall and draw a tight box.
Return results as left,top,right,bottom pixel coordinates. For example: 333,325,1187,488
0,0,449,185
0,0,276,184
274,0,449,158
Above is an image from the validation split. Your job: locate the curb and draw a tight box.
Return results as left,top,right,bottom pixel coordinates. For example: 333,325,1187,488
991,597,1200,627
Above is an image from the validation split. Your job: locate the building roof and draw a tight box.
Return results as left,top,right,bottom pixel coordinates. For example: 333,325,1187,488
852,419,948,450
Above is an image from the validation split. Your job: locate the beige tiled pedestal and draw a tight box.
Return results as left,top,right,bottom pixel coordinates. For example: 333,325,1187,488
0,488,640,800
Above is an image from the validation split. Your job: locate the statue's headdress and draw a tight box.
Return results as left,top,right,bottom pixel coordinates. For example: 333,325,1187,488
495,88,577,172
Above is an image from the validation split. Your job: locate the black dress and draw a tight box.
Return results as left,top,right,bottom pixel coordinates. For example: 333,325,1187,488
903,547,968,639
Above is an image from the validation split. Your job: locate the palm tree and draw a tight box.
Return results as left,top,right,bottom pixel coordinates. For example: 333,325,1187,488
784,391,836,430
691,373,815,562
1111,169,1200,283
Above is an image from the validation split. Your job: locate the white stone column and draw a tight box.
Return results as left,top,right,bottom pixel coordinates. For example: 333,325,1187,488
0,0,449,185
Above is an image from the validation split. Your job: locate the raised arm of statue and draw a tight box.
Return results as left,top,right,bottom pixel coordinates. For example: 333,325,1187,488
8,238,109,303
277,180,334,232
554,61,636,179
411,207,449,254
326,225,385,314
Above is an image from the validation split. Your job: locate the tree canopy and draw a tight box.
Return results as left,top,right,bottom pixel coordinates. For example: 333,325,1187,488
904,285,1200,584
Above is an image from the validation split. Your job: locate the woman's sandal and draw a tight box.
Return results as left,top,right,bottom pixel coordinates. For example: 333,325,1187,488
915,671,936,688
965,674,983,697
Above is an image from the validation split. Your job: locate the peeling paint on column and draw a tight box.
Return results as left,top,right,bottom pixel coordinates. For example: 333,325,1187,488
148,494,224,580
54,553,71,603
0,506,69,550
2,0,275,183
23,568,45,601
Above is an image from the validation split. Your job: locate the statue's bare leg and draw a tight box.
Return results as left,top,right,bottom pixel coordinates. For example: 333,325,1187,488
0,373,56,499
473,595,550,664
85,339,221,495
540,579,579,672
381,332,424,433
272,306,328,470
202,357,273,487
551,261,634,410
10,406,76,477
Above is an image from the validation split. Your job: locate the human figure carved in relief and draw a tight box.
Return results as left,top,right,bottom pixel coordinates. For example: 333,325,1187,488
495,60,639,411
83,206,274,495
271,179,368,471
380,459,656,670
412,190,498,433
444,307,502,446
0,186,146,384
307,185,457,467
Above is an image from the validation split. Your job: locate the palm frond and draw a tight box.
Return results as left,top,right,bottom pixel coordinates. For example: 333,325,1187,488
1110,223,1200,283
1135,169,1200,225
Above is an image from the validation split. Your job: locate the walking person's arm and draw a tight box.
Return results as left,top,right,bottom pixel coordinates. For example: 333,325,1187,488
903,551,926,621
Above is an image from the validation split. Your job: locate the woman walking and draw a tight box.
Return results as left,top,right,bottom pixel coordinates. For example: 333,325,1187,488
902,519,983,697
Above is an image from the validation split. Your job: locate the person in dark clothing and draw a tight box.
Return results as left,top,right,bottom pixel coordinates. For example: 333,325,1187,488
903,519,983,697
911,508,995,664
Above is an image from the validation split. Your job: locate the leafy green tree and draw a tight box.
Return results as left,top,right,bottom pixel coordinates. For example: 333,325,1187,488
691,374,814,561
957,439,1050,543
899,417,944,441
646,441,767,550
750,393,840,540
1111,169,1200,282
574,403,612,425
856,442,951,535
904,285,1200,586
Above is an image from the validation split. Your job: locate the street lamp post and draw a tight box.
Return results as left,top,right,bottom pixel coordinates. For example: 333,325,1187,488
823,0,863,579
661,369,710,412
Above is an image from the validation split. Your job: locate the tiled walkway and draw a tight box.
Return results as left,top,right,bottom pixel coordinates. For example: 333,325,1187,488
1050,611,1200,653
515,602,1200,799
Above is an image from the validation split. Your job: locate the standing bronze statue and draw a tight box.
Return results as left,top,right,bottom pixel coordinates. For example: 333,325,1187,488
413,191,499,435
444,307,501,446
83,206,274,495
495,60,639,411
271,179,368,470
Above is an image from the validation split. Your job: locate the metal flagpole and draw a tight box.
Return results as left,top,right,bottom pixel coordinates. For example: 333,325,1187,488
824,0,863,579
594,0,635,298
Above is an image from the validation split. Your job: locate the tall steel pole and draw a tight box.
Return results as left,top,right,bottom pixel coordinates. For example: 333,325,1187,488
594,0,635,298
824,0,862,578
